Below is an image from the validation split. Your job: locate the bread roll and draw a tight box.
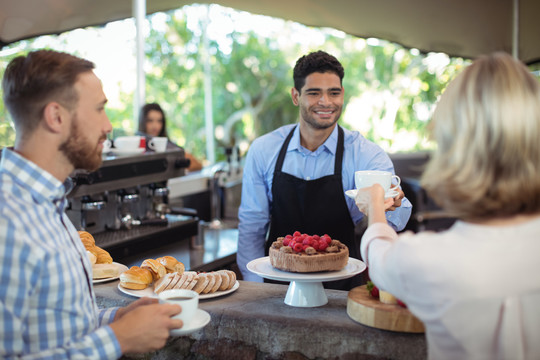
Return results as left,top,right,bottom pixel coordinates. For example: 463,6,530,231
173,271,190,289
92,263,118,279
165,272,183,291
183,272,199,290
156,256,185,274
202,273,216,294
217,270,230,291
87,251,97,265
119,266,153,290
225,270,237,290
210,272,222,293
78,230,95,248
173,262,185,274
192,273,209,294
141,259,166,280
95,247,113,264
154,273,175,294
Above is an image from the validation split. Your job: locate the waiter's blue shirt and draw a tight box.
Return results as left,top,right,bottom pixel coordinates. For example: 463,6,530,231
238,124,413,281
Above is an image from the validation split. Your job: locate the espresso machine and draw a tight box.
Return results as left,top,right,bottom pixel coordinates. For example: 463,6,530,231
66,149,199,260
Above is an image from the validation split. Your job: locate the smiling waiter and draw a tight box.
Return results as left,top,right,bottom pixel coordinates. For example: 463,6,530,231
237,51,412,290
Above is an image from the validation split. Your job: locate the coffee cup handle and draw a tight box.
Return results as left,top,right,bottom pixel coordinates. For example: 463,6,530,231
103,139,112,152
391,175,401,187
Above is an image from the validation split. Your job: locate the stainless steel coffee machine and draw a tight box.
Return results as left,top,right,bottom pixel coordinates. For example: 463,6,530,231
66,149,198,257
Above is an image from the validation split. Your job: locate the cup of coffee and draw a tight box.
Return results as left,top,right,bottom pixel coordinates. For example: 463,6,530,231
158,289,199,328
114,136,142,150
149,137,168,152
354,170,401,193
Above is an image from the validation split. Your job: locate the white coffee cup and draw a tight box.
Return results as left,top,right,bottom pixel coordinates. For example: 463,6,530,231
158,289,199,328
102,139,112,153
114,136,141,150
354,170,401,193
148,137,168,152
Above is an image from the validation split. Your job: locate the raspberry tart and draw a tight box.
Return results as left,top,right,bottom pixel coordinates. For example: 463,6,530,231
269,231,349,273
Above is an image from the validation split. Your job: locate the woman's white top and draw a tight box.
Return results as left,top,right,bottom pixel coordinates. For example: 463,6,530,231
360,217,540,360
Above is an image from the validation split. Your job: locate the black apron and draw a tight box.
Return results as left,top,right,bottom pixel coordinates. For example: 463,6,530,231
265,125,363,290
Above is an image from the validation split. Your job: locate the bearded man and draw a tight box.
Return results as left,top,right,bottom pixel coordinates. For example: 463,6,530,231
0,50,182,359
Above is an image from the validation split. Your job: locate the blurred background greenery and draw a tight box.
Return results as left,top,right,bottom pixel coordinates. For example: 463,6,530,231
0,4,476,163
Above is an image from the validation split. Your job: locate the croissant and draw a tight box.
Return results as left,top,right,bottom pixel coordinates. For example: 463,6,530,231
156,256,185,274
78,231,112,264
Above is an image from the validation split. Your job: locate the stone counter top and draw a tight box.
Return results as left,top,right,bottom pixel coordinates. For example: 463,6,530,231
95,280,426,360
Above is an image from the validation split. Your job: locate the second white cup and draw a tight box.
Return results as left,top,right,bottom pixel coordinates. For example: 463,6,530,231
158,289,199,328
149,137,168,152
354,170,401,193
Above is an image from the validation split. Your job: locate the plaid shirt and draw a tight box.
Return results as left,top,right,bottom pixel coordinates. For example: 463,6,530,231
0,148,121,359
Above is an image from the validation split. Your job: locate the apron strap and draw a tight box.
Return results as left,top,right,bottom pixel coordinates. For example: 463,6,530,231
274,125,297,175
334,125,344,176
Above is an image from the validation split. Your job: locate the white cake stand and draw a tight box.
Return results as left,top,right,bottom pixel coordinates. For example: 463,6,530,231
247,257,366,307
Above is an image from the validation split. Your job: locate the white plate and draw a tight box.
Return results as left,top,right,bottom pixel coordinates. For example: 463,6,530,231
246,257,366,283
345,189,399,200
170,309,211,336
110,148,145,156
93,262,128,284
117,280,240,299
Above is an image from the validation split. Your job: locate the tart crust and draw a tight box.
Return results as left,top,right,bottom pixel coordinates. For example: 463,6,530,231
269,238,349,273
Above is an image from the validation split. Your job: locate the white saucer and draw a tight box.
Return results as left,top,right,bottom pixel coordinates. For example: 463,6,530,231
110,148,145,156
170,309,211,336
345,189,399,200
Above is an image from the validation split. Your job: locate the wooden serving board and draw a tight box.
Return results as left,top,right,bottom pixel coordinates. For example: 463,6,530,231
347,285,425,333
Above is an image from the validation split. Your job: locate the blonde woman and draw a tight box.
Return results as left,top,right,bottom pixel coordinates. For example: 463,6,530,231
356,52,540,359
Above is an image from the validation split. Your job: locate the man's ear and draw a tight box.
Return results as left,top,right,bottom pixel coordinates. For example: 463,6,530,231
42,102,65,134
291,87,300,106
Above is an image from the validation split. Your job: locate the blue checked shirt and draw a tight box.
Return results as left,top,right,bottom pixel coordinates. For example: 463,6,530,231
0,148,122,359
238,124,412,281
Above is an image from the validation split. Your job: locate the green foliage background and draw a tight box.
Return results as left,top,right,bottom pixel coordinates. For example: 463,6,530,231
0,4,471,162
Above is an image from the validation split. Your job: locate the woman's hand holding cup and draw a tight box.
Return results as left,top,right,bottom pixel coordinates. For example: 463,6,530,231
355,184,390,215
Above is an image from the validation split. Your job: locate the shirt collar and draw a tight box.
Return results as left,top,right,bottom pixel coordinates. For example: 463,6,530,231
1,148,68,205
288,124,339,156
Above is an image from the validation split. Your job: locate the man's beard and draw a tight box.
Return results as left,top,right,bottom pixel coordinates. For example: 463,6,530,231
59,114,104,172
300,106,342,130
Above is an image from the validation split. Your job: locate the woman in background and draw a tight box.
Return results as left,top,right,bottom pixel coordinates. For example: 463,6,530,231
356,52,540,359
138,103,203,172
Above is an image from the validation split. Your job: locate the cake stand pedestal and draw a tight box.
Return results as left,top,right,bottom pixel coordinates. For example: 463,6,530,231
247,257,366,307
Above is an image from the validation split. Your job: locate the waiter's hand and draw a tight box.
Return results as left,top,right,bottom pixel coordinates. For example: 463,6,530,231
355,184,394,216
386,185,404,211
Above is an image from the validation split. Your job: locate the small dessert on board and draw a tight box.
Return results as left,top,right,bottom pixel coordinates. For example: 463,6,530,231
269,231,349,273
347,282,424,333
367,281,407,307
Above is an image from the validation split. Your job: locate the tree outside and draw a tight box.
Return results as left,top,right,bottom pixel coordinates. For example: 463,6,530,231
1,4,470,163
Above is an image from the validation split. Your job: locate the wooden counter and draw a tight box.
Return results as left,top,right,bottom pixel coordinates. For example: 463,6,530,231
95,280,427,360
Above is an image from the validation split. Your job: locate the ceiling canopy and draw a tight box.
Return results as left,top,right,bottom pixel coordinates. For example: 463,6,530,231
2,0,539,64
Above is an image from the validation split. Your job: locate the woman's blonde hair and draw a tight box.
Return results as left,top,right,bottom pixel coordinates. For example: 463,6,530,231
421,52,540,220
